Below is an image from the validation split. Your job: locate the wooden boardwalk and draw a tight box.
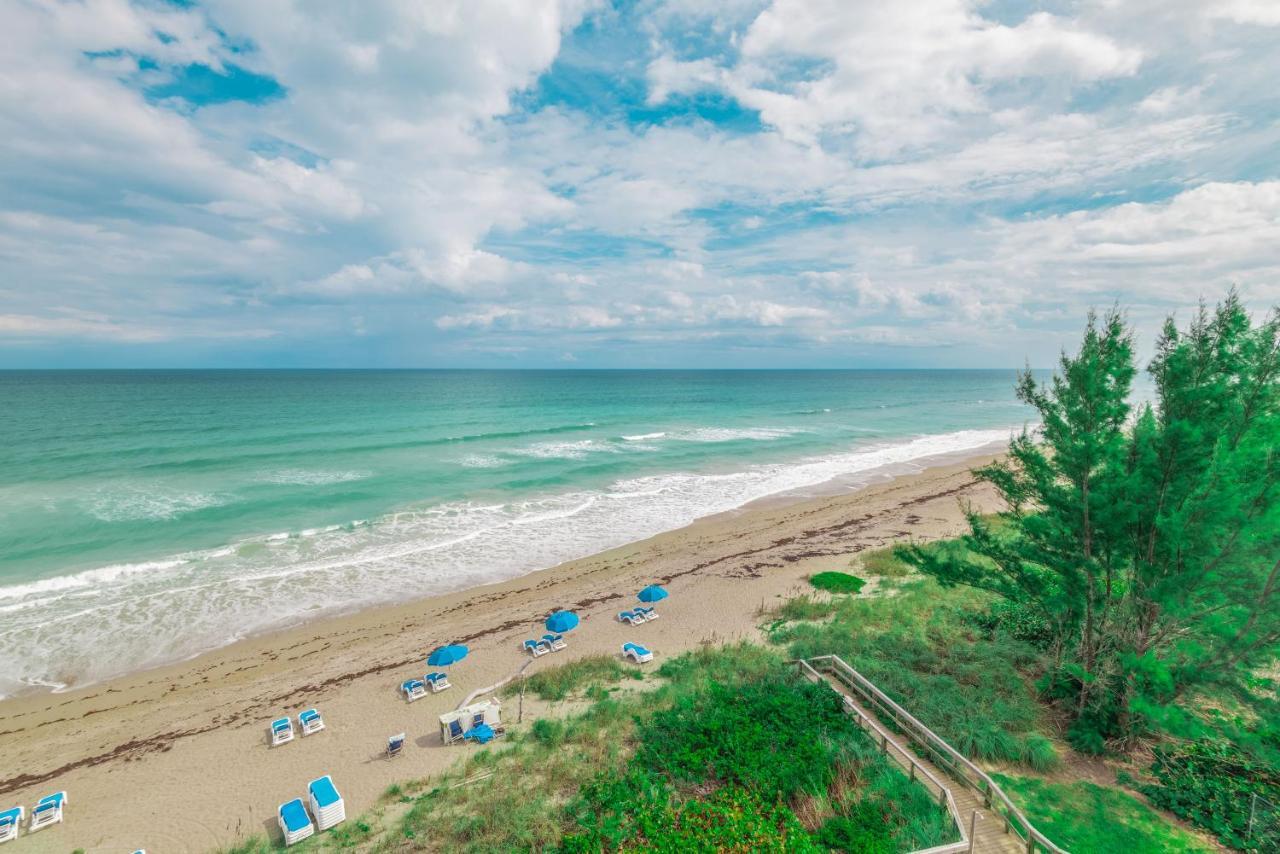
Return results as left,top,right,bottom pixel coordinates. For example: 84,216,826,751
822,675,1023,854
797,655,1066,854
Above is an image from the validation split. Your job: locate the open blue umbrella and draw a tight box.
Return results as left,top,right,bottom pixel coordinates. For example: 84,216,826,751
427,644,469,667
545,610,580,633
637,585,669,603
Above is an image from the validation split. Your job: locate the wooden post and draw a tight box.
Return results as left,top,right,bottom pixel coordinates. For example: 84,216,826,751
518,673,525,724
968,810,980,853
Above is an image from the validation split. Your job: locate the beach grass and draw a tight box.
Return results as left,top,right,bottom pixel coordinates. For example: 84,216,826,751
500,653,643,702
774,577,1060,770
993,774,1214,853
854,545,914,577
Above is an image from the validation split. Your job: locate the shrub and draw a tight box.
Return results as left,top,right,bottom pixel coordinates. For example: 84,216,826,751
809,571,865,594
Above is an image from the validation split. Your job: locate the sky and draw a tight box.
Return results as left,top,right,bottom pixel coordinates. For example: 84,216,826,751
0,0,1277,369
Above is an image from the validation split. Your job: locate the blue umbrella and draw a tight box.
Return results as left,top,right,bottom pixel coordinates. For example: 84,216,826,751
637,585,669,603
545,610,580,633
427,644,469,667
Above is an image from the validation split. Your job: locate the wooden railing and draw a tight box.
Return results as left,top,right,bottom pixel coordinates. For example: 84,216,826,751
803,655,1069,854
795,659,971,854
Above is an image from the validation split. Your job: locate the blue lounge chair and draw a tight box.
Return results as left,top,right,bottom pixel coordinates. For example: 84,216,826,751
0,806,22,843
308,775,346,830
28,792,65,832
299,708,324,735
523,638,550,657
617,610,644,626
387,732,405,758
271,716,294,746
635,605,659,621
445,718,465,743
622,642,653,664
426,672,451,692
278,798,314,846
401,678,427,702
542,633,567,651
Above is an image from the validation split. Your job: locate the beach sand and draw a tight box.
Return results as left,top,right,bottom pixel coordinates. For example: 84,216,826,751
0,454,1003,853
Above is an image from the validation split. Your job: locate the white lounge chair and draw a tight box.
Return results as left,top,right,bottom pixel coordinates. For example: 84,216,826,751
426,672,451,693
299,708,324,735
28,792,65,832
617,610,644,626
271,716,295,746
401,678,427,702
635,606,659,621
278,798,314,846
0,806,22,843
622,642,653,664
308,775,346,831
542,633,567,651
523,639,550,657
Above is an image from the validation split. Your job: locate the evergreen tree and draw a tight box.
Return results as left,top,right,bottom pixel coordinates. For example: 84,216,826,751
903,293,1280,750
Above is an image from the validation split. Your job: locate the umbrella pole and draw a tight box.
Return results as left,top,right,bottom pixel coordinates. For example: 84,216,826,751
518,673,525,724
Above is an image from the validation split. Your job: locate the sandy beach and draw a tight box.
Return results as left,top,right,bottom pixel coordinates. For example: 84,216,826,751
0,454,1003,853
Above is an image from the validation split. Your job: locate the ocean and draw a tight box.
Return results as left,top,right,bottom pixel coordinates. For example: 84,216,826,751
0,370,1036,697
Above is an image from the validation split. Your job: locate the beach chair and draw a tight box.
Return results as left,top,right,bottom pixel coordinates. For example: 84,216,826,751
622,642,653,664
401,678,427,702
278,798,314,846
617,610,644,626
636,606,659,621
387,733,406,758
308,775,346,831
0,806,22,843
28,792,65,832
523,638,550,657
271,716,295,746
426,671,451,693
299,708,325,735
542,633,567,651
445,718,465,743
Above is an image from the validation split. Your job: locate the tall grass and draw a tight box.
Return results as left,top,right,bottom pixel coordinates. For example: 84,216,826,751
501,653,643,701
776,577,1060,770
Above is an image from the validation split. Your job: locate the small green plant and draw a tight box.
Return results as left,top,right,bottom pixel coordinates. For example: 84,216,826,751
809,571,865,594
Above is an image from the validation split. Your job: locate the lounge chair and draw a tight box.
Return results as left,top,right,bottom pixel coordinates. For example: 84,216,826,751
28,792,65,832
617,610,644,626
622,642,653,664
271,716,295,746
635,605,659,621
445,718,465,743
0,806,22,843
308,775,346,831
426,672,451,693
401,678,427,702
542,633,567,651
387,733,405,758
299,708,324,735
278,798,314,846
523,638,550,657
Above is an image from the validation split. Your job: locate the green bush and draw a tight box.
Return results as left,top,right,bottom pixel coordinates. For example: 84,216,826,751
809,571,865,594
1142,740,1280,851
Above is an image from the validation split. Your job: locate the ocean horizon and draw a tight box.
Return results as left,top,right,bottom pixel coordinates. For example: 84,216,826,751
0,369,1037,697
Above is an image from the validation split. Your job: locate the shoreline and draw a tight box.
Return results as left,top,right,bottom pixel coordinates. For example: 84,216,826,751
0,451,1005,853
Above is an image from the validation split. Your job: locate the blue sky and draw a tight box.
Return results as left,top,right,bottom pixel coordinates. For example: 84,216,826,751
0,0,1277,368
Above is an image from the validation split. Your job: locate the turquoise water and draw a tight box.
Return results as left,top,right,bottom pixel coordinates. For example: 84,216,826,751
0,370,1035,696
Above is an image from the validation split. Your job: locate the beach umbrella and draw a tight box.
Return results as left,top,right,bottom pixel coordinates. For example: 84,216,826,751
545,610,580,633
637,585,669,603
427,644,469,667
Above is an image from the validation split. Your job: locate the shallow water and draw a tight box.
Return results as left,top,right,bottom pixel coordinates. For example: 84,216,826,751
0,369,1036,695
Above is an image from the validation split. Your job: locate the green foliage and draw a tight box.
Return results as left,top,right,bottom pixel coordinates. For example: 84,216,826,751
902,294,1280,746
970,599,1055,649
638,675,858,799
1142,739,1280,851
778,578,1058,769
996,773,1213,853
773,594,838,621
814,801,895,854
808,571,865,594
505,653,642,701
